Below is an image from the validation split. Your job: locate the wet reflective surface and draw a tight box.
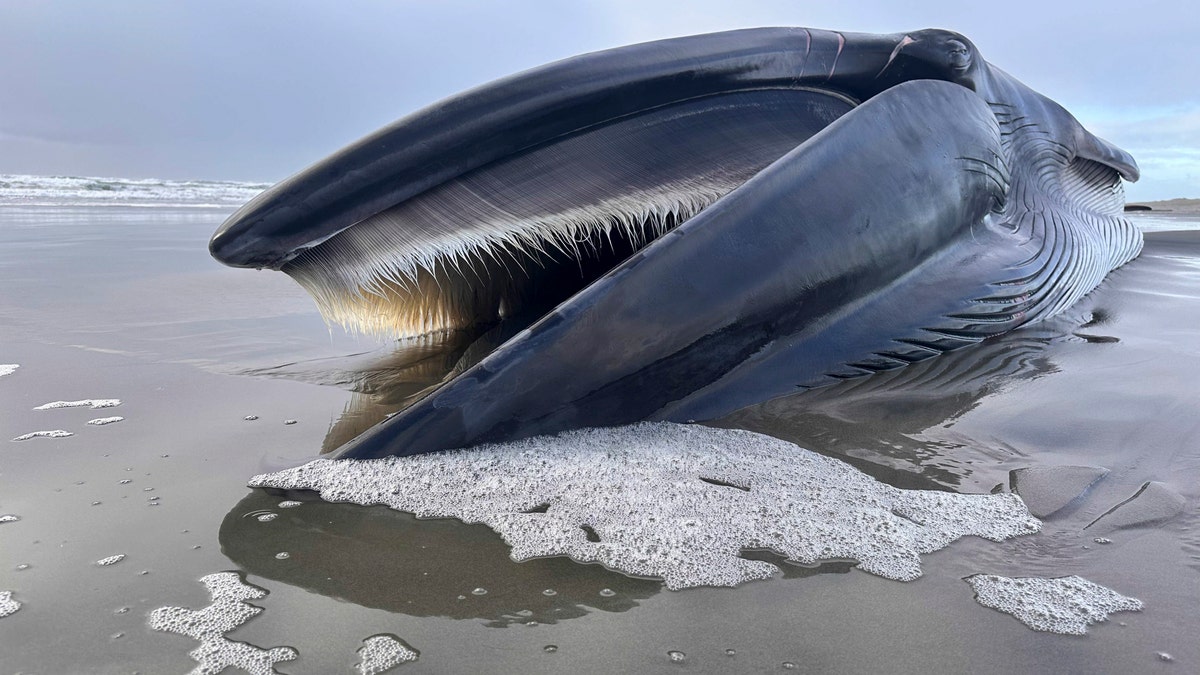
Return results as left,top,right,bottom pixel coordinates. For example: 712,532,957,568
220,489,663,626
1,206,1197,673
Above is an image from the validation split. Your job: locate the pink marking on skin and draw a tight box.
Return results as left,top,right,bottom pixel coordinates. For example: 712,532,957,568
879,35,916,78
826,32,846,82
798,28,812,78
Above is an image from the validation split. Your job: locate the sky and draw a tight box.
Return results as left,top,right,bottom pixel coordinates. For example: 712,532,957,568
1,0,1196,201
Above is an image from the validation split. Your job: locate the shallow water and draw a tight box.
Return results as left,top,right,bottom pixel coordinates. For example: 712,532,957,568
1,205,1197,673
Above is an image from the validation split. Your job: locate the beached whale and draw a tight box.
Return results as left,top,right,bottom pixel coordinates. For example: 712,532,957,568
209,28,1141,458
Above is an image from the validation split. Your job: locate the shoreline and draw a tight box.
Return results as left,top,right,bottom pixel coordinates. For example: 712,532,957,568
1126,198,1200,215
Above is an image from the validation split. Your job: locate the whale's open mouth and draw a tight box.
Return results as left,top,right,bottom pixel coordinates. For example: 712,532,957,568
282,177,718,339
206,28,913,338
277,88,853,337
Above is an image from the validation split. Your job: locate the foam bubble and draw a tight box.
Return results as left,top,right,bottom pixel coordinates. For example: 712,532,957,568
12,430,73,441
34,399,121,410
96,554,126,566
250,423,1041,589
188,640,298,674
965,574,1143,635
87,417,125,426
0,591,20,618
149,572,298,674
0,364,18,378
356,634,419,674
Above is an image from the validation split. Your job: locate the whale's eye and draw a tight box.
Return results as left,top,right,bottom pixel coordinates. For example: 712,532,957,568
946,40,971,70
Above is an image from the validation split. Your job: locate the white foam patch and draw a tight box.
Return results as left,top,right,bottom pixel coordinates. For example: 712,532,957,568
965,574,1143,635
12,430,73,441
356,634,420,674
149,572,298,674
0,591,20,618
34,399,121,410
0,364,18,378
251,423,1041,589
87,417,125,426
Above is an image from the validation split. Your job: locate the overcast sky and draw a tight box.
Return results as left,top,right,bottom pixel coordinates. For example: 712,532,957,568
1,0,1195,200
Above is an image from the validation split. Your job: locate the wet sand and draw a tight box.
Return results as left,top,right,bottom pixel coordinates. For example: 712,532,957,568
1,205,1197,673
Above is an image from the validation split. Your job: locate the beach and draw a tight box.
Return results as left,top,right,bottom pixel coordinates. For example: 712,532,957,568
1,191,1198,673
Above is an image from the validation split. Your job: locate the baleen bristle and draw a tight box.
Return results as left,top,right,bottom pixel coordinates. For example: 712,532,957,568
277,87,853,338
284,181,733,338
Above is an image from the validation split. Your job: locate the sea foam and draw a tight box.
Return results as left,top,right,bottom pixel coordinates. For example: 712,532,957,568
966,574,1143,635
251,423,1041,589
0,591,19,618
12,430,73,441
0,174,267,208
356,635,419,674
34,399,120,410
149,572,298,674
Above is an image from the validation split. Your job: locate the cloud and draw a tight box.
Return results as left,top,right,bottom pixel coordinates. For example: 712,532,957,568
1078,105,1200,200
0,0,1195,196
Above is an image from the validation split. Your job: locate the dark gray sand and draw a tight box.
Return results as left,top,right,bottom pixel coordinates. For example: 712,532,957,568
1,205,1197,673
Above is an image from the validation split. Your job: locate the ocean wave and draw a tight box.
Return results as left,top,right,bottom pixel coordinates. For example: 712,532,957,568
0,174,269,208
